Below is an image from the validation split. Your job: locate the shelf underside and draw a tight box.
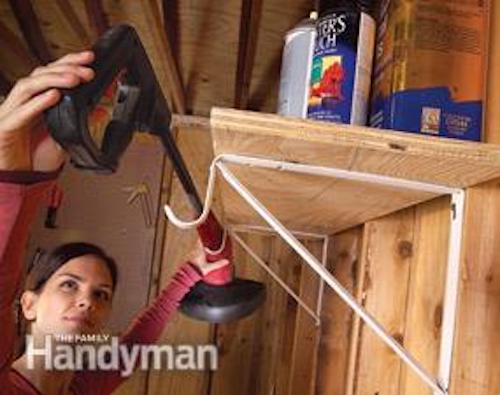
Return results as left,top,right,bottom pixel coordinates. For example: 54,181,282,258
210,108,500,233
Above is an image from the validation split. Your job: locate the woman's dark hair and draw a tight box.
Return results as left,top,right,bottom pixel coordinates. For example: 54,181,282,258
26,242,118,293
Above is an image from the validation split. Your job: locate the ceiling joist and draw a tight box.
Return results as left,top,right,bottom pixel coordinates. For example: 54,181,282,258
55,0,92,47
8,0,52,64
0,19,37,68
162,0,180,62
143,0,186,114
235,0,263,109
84,0,109,37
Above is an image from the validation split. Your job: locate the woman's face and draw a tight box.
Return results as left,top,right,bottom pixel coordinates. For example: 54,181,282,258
22,255,114,337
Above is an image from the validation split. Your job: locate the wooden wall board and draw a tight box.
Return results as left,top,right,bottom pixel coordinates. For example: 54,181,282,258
103,0,185,113
352,208,415,395
170,0,241,115
399,197,451,395
146,122,215,395
209,233,273,395
287,240,323,395
273,241,303,395
209,235,322,395
315,227,364,395
449,6,500,393
450,181,500,395
0,1,36,81
32,0,90,56
245,236,295,395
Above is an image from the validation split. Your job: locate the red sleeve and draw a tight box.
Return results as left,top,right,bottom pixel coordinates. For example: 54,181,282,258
0,178,56,386
73,262,202,394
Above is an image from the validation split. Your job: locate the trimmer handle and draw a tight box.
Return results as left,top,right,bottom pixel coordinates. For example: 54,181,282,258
45,24,172,173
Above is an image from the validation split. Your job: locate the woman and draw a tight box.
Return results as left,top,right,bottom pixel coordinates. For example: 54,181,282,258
0,51,228,394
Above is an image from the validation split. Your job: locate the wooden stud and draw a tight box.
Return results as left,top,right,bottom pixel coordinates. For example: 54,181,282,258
450,182,500,395
449,3,500,393
399,197,450,395
0,19,38,68
316,227,363,395
157,0,186,114
147,0,186,114
162,0,180,64
8,0,52,63
257,239,302,395
352,208,415,395
55,0,92,47
111,0,186,114
209,234,272,395
84,0,109,37
287,240,322,395
234,0,263,109
146,122,212,395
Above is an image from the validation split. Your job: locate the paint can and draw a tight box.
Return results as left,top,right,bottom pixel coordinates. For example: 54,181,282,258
277,12,318,118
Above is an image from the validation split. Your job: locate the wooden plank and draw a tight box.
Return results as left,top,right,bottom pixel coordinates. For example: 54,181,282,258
256,238,302,395
273,241,303,395
287,240,322,395
208,232,321,395
27,1,92,59
146,122,213,395
8,0,52,63
210,234,320,395
165,0,241,115
54,0,91,47
217,165,437,234
211,108,500,188
161,0,180,64
353,208,415,395
211,108,500,233
450,3,500,393
84,0,109,36
449,182,500,395
103,0,186,114
0,19,37,67
209,233,272,395
399,197,451,395
234,0,263,109
316,227,364,395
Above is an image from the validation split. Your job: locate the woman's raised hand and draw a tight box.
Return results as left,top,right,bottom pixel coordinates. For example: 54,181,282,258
0,51,95,172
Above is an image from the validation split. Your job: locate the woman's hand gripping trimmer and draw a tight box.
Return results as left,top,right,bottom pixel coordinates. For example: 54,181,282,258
45,24,265,323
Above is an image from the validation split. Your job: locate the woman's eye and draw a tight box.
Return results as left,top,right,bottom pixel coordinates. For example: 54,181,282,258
60,280,77,291
95,290,111,302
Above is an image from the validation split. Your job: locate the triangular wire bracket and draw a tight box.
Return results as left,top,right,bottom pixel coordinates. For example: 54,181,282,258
213,154,465,395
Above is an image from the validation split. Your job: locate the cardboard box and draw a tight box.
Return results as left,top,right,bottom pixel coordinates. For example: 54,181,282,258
369,0,489,141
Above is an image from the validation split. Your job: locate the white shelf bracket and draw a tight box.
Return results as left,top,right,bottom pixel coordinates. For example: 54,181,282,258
162,152,465,395
211,154,465,395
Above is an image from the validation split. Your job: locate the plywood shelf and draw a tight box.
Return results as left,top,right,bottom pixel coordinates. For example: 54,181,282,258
210,108,500,234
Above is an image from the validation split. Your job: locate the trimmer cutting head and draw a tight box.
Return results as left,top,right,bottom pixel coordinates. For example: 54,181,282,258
180,278,266,323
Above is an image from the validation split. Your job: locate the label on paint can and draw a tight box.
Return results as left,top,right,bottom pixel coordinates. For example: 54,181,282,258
278,19,317,118
307,11,375,125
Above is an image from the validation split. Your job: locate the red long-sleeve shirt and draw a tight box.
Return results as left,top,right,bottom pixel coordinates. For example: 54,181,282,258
0,170,202,394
